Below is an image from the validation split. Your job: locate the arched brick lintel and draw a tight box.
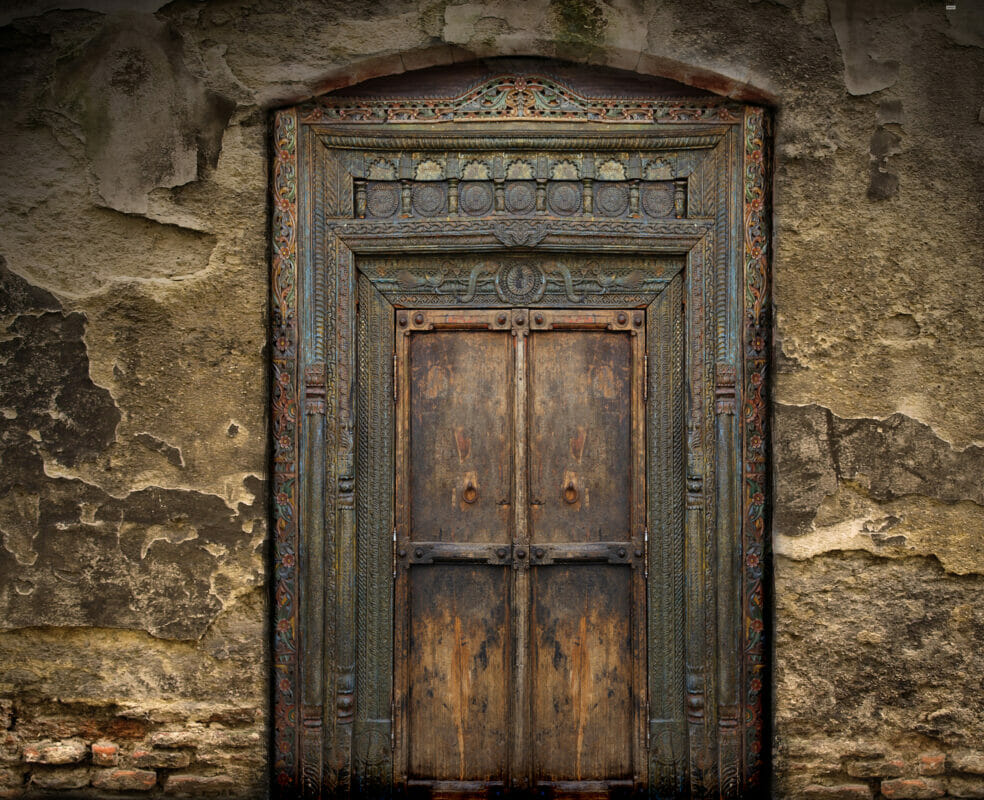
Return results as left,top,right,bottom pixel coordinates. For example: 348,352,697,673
276,42,780,108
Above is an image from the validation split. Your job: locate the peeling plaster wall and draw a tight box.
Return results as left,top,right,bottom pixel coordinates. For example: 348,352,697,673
0,1,981,797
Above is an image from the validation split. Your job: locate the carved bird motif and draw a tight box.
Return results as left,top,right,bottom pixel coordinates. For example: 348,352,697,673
396,270,445,289
593,268,644,292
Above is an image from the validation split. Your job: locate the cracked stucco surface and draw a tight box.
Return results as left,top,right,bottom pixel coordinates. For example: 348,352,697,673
0,0,982,794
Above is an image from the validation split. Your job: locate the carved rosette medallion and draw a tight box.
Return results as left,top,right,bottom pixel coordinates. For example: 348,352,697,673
459,181,493,215
641,182,674,217
547,181,581,215
412,183,446,216
495,261,546,304
366,182,399,217
505,181,535,213
595,182,629,216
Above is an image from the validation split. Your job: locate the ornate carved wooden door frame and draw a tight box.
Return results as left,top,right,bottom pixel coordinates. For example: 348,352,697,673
270,70,771,798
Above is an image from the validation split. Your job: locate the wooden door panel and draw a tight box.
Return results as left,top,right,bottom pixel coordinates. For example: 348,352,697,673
409,330,512,544
398,308,646,796
531,565,633,782
529,331,632,544
408,565,510,781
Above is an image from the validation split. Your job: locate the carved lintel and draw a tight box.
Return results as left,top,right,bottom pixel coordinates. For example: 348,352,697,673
492,220,549,248
305,362,326,415
715,361,737,415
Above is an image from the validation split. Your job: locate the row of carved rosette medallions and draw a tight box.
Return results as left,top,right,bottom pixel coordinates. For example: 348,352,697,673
355,154,687,220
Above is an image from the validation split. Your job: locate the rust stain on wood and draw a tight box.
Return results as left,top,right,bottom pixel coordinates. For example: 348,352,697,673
570,425,587,463
450,614,472,780
572,613,592,780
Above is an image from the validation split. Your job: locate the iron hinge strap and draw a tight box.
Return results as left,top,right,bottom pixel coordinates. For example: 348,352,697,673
646,701,651,751
644,526,649,580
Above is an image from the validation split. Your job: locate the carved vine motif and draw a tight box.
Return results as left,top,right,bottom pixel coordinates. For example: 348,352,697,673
271,108,298,790
742,107,770,787
362,258,675,305
301,74,740,124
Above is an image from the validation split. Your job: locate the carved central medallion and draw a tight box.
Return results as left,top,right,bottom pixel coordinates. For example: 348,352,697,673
495,261,546,304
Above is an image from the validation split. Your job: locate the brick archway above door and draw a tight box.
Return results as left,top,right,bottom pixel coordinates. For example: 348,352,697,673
270,59,771,798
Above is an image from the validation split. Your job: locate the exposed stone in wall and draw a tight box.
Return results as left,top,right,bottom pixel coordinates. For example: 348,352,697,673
0,0,981,796
774,403,984,574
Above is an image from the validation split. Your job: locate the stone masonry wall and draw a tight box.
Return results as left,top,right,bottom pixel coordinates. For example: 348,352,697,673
1,1,982,797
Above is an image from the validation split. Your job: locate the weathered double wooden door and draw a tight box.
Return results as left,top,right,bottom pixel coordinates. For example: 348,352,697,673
394,309,647,795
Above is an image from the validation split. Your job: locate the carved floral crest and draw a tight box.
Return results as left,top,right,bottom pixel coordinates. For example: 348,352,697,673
302,74,739,124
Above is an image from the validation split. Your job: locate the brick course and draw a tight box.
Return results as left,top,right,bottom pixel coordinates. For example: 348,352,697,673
948,775,984,799
91,741,119,767
22,740,87,765
29,767,89,790
164,774,237,796
800,783,873,799
879,777,945,799
91,768,158,792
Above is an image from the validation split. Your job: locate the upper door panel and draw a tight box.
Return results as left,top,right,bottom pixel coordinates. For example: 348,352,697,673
409,329,514,544
528,329,632,544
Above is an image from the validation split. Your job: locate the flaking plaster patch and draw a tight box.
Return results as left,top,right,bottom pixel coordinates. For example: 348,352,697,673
0,489,40,567
775,404,984,574
776,483,984,575
827,0,899,95
51,13,234,216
